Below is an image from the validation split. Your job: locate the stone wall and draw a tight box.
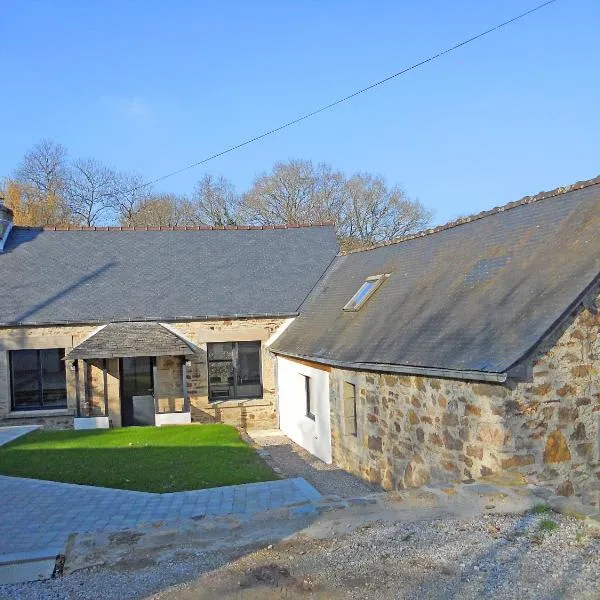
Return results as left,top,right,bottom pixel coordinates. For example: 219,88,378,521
0,317,287,430
329,298,600,502
167,318,286,429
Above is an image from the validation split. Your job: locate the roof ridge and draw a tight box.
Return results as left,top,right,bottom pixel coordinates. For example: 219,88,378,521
15,222,335,232
341,174,600,255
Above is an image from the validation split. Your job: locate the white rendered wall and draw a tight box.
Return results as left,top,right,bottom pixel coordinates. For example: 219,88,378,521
155,412,191,426
277,356,332,463
73,416,110,430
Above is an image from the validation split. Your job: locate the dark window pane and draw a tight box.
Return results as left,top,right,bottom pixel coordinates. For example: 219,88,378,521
207,341,262,401
236,342,261,398
40,349,67,408
208,360,234,400
304,375,314,420
11,350,40,410
207,342,233,362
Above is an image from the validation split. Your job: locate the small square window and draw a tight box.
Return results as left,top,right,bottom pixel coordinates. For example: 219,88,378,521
343,274,389,311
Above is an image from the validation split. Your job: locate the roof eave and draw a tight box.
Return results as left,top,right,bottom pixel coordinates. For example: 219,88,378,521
272,350,508,383
0,313,301,328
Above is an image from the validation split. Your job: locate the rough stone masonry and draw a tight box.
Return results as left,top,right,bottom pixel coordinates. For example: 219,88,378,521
329,293,600,504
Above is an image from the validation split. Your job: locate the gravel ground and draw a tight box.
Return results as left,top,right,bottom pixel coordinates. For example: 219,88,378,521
248,432,376,497
4,510,598,599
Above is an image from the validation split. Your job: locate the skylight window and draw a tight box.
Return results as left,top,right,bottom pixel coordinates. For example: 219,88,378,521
343,274,389,311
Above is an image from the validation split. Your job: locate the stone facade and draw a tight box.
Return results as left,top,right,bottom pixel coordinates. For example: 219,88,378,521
0,317,286,430
329,297,600,501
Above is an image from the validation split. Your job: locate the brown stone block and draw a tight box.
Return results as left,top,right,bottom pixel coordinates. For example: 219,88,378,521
429,433,443,447
491,406,506,417
408,410,419,425
571,365,592,378
556,384,576,397
442,461,459,473
430,380,441,390
421,416,433,425
542,406,555,420
472,383,506,398
476,424,505,446
416,427,425,443
438,395,447,408
442,413,459,427
465,404,482,417
501,455,534,469
411,396,421,408
466,444,484,460
510,399,540,416
576,397,591,407
531,383,552,396
368,436,383,452
415,378,426,392
556,480,574,497
403,455,430,488
544,430,571,463
558,407,578,422
443,432,463,451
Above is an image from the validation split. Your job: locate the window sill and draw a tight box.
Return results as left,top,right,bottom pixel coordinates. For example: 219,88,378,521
208,396,264,404
7,409,72,419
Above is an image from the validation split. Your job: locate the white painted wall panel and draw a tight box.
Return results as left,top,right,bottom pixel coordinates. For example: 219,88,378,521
277,356,332,463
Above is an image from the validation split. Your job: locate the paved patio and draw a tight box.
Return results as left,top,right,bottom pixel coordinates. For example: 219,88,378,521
0,474,321,559
0,426,40,447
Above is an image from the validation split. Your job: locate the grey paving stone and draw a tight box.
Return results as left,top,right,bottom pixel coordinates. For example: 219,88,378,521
0,475,320,556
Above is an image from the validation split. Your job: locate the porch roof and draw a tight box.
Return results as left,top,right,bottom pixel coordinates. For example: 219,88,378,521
67,322,197,360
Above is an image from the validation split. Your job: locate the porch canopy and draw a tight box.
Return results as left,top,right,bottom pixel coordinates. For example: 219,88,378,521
67,322,197,360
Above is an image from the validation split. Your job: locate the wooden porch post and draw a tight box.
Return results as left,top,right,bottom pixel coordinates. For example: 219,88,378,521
82,359,89,416
102,358,109,417
182,357,189,413
152,358,159,414
74,360,81,417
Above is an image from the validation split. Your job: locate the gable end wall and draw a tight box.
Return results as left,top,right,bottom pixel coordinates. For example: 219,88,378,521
329,297,600,502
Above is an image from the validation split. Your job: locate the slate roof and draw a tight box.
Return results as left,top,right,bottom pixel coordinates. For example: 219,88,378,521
67,322,197,359
0,225,338,325
271,177,600,377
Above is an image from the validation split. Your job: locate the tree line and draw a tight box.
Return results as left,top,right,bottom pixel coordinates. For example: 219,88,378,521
1,139,432,250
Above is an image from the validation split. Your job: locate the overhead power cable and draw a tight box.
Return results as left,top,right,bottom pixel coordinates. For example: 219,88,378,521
132,0,558,192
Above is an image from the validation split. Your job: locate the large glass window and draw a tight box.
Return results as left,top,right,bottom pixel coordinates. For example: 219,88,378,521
10,349,67,411
207,341,262,401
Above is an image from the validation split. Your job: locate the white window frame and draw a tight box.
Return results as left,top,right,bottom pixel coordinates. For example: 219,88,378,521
343,274,390,311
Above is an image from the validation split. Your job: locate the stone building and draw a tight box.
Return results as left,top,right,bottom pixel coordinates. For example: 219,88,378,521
1,176,599,500
271,177,600,499
0,219,338,430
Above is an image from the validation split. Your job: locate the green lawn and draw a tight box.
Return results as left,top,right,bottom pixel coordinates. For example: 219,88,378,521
0,424,278,492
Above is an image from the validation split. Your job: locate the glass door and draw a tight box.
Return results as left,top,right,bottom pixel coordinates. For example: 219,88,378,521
120,357,154,426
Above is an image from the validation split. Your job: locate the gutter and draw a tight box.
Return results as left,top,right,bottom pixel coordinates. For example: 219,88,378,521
273,350,508,383
0,313,300,328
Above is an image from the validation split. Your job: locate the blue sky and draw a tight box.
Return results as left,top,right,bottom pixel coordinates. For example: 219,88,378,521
1,0,598,225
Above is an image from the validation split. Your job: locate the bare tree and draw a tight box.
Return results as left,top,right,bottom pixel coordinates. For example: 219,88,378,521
65,158,118,226
341,174,432,250
112,172,153,226
12,139,72,224
15,139,68,199
127,194,195,227
240,160,346,225
241,159,432,249
191,174,241,226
